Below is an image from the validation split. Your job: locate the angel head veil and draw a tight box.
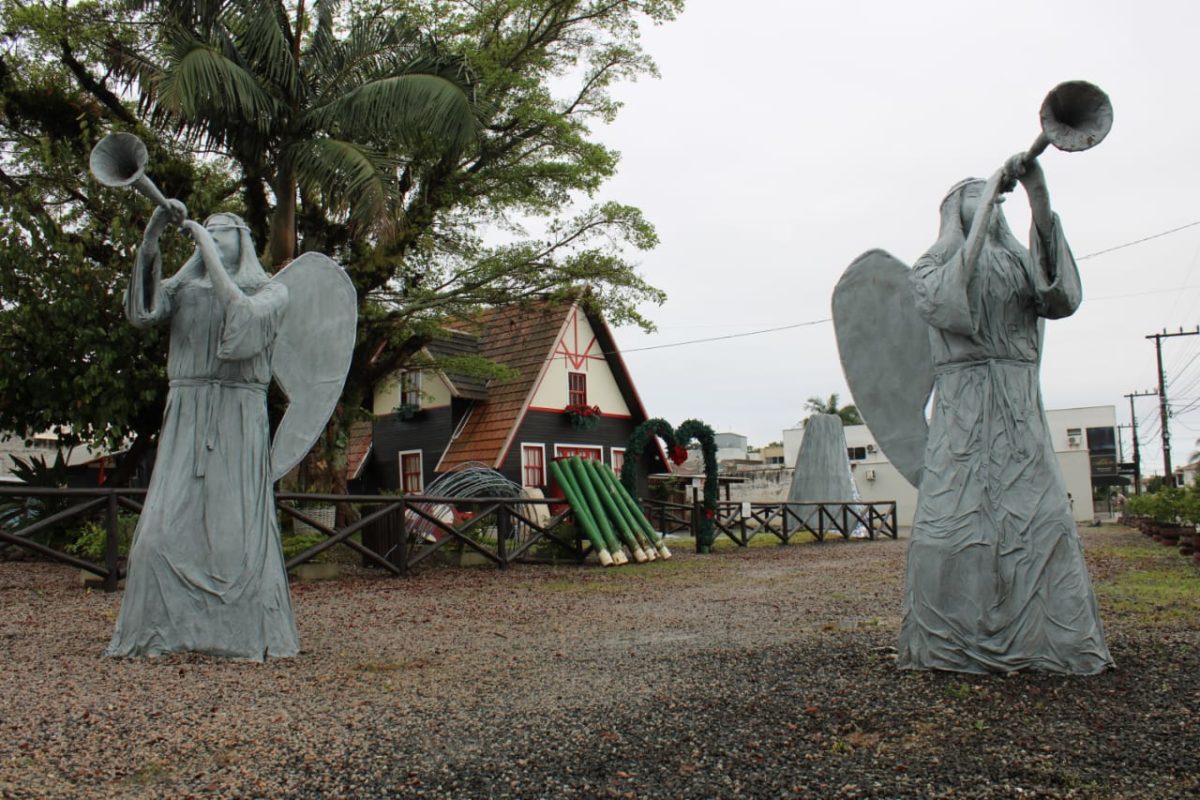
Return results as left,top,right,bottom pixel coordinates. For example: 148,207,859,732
918,178,1025,267
167,212,270,289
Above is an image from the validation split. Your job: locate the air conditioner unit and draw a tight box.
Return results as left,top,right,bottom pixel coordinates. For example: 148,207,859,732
866,444,876,453
1067,435,1081,447
864,468,877,481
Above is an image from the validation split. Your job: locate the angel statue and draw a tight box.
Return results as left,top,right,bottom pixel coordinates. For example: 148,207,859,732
104,201,355,660
833,83,1116,675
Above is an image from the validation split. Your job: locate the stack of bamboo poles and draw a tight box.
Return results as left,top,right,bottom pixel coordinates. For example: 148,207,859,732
547,456,672,566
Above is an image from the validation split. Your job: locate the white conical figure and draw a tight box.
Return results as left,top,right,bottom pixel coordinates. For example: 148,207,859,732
786,413,861,534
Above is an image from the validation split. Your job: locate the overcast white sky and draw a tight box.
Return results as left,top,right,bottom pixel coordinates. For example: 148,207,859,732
589,0,1200,475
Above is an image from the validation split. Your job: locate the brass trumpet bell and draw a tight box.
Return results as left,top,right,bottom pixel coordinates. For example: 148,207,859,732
1039,80,1113,153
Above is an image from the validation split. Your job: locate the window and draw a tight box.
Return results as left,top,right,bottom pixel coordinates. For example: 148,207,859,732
399,450,423,493
522,445,546,488
611,448,626,475
400,371,422,409
847,446,867,461
556,445,603,461
568,372,587,406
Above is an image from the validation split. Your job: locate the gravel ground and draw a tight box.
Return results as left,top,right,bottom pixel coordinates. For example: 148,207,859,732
2,526,1198,799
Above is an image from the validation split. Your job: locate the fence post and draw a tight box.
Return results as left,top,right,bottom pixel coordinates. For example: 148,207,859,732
496,503,511,568
397,499,409,575
103,491,120,593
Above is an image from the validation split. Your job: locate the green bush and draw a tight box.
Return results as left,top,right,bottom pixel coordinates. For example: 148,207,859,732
65,513,138,561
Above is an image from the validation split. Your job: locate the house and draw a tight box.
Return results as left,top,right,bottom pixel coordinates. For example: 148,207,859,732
781,405,1121,525
359,298,665,495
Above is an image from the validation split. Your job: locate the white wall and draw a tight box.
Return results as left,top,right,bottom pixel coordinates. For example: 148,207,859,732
528,308,631,415
782,404,1116,526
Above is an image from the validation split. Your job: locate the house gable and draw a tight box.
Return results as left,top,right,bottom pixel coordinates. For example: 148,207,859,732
528,306,632,417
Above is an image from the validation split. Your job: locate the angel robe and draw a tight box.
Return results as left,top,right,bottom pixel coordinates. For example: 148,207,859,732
899,214,1112,674
106,248,299,660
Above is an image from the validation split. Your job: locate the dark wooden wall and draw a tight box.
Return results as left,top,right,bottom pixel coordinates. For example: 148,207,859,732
372,407,455,492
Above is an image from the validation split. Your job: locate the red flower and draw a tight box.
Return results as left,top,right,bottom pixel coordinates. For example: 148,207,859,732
669,445,688,465
704,508,715,520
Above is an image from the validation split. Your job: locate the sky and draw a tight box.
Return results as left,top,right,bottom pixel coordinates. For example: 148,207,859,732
582,0,1200,475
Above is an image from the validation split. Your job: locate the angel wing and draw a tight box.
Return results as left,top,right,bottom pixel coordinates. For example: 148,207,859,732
269,252,357,482
831,249,933,488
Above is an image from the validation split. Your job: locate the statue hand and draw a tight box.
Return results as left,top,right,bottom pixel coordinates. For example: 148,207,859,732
163,198,188,225
999,153,1026,195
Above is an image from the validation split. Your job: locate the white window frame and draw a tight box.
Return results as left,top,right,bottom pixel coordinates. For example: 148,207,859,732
610,447,626,475
398,449,424,494
520,443,547,488
554,443,604,462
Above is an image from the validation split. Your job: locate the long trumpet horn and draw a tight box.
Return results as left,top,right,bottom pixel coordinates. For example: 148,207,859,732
963,81,1112,270
89,132,184,220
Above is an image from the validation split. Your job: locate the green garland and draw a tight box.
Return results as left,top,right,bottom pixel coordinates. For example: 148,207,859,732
621,417,677,493
622,417,720,553
675,419,719,552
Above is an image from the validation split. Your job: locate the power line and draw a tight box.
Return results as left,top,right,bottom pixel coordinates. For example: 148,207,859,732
610,222,1200,356
1077,219,1200,261
620,317,832,354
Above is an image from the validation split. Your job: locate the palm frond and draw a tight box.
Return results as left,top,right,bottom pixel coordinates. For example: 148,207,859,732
155,37,282,129
287,137,392,229
307,73,477,153
228,1,299,99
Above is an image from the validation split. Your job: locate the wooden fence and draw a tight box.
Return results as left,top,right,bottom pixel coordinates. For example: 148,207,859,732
640,498,898,546
1,488,897,592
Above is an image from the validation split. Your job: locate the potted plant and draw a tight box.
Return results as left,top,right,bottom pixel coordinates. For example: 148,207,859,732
563,403,602,430
1123,494,1152,536
1148,487,1191,546
395,401,421,421
1178,490,1200,557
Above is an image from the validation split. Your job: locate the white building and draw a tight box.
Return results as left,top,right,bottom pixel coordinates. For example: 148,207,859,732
713,432,749,464
782,405,1119,526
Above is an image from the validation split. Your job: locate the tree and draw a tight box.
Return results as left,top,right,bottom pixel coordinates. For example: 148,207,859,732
0,2,238,484
803,394,863,427
1,0,679,491
119,0,481,265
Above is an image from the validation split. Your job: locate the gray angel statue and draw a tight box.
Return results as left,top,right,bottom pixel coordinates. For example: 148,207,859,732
833,155,1113,675
105,203,355,660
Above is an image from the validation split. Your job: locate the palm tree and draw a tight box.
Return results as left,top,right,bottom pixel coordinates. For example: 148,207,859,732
120,0,479,264
803,393,863,427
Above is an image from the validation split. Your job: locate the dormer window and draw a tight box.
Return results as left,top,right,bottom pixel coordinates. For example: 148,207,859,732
568,372,587,406
401,371,422,408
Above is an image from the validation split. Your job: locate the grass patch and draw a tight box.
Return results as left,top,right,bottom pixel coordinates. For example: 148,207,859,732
1083,527,1200,626
1094,567,1200,626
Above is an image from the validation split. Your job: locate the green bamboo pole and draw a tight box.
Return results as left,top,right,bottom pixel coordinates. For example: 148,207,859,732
596,456,672,559
548,459,613,566
567,457,628,563
581,457,650,562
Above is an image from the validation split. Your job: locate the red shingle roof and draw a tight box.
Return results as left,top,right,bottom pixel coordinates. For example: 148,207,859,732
437,299,572,471
345,420,373,481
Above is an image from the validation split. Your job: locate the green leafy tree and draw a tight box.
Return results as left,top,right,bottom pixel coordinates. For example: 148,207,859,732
1,0,678,493
0,1,238,483
803,393,863,427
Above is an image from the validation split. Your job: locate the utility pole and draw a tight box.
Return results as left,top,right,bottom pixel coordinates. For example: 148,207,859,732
1146,327,1200,488
1124,389,1157,495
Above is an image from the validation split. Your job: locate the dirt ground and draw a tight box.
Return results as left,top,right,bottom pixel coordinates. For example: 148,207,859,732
1,525,1198,799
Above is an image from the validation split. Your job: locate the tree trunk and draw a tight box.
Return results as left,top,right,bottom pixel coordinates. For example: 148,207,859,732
268,167,296,266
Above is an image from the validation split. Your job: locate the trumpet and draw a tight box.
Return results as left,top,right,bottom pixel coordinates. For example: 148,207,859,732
963,80,1112,267
89,132,186,223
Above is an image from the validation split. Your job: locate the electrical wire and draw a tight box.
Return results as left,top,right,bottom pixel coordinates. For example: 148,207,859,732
1076,220,1200,261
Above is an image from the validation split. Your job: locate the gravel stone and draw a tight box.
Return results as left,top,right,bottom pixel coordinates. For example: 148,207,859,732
1,527,1196,798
